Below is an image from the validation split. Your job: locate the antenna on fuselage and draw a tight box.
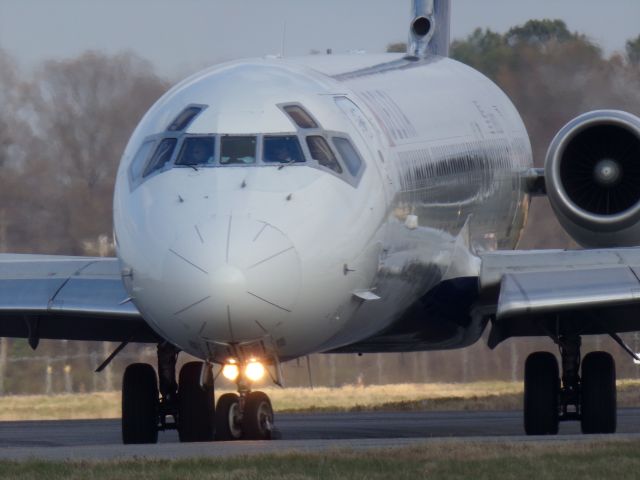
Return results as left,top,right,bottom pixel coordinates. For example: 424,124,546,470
407,0,451,59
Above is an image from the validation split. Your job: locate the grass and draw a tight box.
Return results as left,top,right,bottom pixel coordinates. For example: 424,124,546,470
1,380,640,421
1,440,640,478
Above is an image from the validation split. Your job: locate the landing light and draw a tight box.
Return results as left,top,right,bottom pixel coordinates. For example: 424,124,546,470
222,362,240,381
245,359,265,382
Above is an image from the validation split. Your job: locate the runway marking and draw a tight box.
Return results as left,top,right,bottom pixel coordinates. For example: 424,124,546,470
1,413,640,461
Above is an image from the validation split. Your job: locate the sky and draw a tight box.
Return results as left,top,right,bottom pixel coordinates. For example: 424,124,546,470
0,0,638,80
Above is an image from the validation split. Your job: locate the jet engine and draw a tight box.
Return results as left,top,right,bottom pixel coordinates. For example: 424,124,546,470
545,110,640,247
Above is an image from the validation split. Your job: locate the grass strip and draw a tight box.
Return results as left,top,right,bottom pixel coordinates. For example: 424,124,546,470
0,439,638,479
0,380,639,420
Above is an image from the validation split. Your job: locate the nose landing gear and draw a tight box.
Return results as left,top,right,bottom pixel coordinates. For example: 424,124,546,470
215,360,274,441
214,393,243,440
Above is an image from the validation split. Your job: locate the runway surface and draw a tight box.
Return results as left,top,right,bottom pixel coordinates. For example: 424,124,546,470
0,409,639,460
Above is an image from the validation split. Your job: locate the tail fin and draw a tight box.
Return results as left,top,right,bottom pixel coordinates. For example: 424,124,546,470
407,0,451,58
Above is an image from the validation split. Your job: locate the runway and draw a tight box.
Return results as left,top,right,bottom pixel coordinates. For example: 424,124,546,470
0,409,639,460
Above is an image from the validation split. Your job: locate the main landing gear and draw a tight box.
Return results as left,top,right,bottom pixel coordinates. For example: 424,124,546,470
524,335,617,435
121,342,274,444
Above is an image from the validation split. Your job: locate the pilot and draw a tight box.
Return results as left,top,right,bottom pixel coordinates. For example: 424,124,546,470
184,139,213,165
273,145,293,163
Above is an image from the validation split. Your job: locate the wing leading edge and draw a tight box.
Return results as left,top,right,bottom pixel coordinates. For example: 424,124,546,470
0,254,160,345
480,248,640,348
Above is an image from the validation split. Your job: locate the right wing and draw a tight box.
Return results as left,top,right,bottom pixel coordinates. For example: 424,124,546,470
0,254,160,346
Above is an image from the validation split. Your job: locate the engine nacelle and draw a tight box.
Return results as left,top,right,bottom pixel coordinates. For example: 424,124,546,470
545,110,640,247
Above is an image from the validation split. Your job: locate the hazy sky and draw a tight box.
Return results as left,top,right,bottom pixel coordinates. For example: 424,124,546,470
0,0,638,79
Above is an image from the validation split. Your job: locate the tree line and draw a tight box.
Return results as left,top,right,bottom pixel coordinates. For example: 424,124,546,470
0,20,639,393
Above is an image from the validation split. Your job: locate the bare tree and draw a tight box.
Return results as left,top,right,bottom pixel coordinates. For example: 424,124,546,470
25,51,169,254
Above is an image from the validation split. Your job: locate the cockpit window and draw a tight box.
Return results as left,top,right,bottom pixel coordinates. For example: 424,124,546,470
263,136,305,164
129,140,155,182
306,136,342,174
283,105,319,129
332,137,363,176
176,136,216,166
167,105,205,132
220,136,257,165
143,138,177,177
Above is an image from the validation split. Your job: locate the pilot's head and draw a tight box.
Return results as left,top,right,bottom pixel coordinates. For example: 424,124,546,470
275,145,291,162
191,140,210,162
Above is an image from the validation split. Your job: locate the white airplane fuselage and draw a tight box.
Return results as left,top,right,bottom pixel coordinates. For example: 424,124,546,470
113,53,532,363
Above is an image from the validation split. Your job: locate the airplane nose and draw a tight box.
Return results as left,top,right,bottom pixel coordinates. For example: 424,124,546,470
160,215,301,342
211,265,247,304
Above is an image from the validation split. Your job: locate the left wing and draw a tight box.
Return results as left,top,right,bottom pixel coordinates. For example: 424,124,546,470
330,247,640,354
0,254,159,347
479,248,640,348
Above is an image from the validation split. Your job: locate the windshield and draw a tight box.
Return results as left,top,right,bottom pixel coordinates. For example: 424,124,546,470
221,136,257,165
306,136,342,174
263,136,305,164
143,138,177,178
176,137,216,166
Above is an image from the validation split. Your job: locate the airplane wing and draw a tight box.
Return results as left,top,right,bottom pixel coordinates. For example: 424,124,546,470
330,247,640,354
0,254,160,347
479,248,640,348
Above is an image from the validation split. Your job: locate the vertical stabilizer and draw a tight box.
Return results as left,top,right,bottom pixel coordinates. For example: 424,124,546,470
407,0,451,58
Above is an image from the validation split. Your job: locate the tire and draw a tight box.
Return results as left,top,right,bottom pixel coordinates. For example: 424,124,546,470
177,361,215,442
524,352,559,435
122,363,159,444
242,391,274,440
581,351,616,434
215,393,242,441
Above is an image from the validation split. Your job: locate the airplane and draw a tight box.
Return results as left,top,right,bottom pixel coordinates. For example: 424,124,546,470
1,0,640,443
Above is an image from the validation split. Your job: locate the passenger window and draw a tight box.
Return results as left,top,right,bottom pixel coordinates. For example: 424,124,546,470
143,138,177,177
332,137,363,176
129,140,155,181
283,105,319,129
176,137,216,166
167,106,204,132
263,136,305,164
220,136,257,165
306,136,342,174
